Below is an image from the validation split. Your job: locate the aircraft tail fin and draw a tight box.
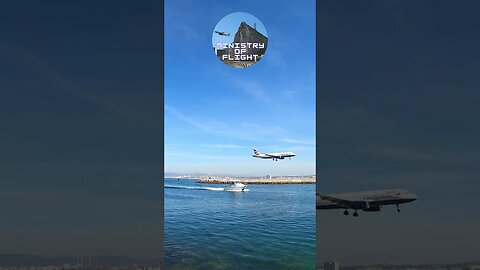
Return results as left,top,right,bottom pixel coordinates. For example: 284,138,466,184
253,148,260,155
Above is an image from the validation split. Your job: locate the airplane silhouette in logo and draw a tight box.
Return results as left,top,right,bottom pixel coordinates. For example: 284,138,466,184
215,30,231,36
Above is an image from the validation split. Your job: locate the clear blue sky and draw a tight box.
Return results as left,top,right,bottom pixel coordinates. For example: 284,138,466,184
165,0,316,176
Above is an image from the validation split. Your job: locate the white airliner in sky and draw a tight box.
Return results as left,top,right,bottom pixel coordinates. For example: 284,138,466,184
252,148,296,161
316,189,417,217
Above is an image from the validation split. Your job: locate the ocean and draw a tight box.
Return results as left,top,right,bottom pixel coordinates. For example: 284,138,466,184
164,178,315,270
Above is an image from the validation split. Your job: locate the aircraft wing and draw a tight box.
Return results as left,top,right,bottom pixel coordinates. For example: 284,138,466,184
318,194,353,206
318,193,385,210
317,190,417,211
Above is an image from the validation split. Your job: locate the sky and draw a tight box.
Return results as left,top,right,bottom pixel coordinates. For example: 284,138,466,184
0,0,163,260
317,0,480,266
165,0,316,176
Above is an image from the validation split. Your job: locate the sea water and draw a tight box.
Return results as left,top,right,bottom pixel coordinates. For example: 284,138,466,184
164,178,315,270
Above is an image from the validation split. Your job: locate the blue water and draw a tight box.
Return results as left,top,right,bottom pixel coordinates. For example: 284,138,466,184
164,178,315,270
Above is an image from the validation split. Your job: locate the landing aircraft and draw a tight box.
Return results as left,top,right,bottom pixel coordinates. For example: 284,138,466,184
215,30,230,36
252,148,296,161
316,189,417,217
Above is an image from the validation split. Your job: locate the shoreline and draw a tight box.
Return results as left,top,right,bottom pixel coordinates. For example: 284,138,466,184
194,176,316,185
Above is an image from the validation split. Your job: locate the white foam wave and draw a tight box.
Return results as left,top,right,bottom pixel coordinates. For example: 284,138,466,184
165,185,225,191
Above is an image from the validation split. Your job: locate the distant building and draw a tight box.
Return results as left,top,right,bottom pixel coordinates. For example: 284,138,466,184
266,174,272,179
324,261,340,270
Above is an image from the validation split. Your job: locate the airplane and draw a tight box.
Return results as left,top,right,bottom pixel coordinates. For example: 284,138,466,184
316,189,417,217
215,30,230,36
252,148,296,161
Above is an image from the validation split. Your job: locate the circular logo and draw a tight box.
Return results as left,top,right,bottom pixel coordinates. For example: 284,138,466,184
212,12,268,68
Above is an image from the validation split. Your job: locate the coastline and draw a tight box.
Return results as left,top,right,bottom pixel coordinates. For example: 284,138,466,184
194,176,316,184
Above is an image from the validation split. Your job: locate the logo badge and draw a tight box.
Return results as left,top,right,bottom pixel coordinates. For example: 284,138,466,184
212,12,268,68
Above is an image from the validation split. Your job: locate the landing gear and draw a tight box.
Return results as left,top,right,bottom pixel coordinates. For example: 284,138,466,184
396,204,401,212
343,209,359,217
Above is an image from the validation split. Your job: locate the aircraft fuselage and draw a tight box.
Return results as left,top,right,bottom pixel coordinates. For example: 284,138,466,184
316,189,417,216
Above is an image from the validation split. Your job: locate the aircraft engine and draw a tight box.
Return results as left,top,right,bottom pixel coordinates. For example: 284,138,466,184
351,201,369,210
363,205,382,212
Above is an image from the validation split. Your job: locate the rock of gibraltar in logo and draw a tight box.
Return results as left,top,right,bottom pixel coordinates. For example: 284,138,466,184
212,12,268,68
